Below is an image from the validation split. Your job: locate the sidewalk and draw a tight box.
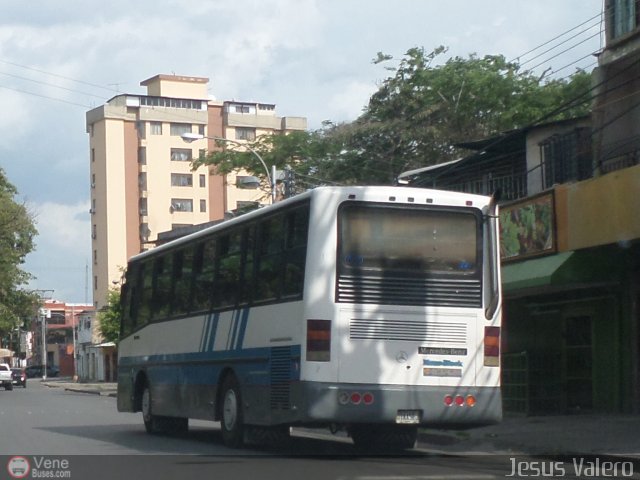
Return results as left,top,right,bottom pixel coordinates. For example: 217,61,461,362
418,414,640,458
41,378,117,397
40,379,640,458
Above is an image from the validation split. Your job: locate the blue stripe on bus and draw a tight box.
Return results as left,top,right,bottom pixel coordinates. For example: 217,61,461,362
205,312,219,352
119,345,302,386
235,307,250,350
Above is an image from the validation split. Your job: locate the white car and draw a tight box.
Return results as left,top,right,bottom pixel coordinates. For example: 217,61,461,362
0,363,13,391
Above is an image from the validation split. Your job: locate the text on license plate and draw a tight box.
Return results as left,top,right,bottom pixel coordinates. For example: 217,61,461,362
395,410,421,424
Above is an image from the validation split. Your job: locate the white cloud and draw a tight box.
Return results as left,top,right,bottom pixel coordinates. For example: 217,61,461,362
327,80,377,123
31,200,90,254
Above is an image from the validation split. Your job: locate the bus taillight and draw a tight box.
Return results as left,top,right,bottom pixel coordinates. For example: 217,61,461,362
307,319,331,362
484,326,500,367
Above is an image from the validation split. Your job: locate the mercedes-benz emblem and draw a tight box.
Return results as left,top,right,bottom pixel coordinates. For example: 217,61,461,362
396,351,408,363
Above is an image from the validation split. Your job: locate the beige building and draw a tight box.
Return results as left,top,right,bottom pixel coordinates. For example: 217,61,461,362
86,74,307,309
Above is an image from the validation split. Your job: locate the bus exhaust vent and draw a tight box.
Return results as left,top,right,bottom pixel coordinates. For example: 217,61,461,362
350,319,467,344
270,346,292,410
337,275,482,308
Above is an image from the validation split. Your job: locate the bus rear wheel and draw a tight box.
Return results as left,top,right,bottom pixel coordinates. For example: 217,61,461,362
141,383,188,435
220,375,245,448
349,425,417,452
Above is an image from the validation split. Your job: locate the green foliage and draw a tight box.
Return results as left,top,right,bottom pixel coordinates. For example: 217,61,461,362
193,46,593,187
0,168,38,340
97,287,121,343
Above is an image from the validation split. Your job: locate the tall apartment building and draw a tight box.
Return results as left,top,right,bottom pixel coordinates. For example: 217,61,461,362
86,74,307,309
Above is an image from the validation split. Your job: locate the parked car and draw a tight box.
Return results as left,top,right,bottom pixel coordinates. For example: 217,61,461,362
11,368,26,388
0,363,13,390
24,364,60,378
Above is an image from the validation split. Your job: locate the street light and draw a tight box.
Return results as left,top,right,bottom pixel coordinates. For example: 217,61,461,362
181,132,276,203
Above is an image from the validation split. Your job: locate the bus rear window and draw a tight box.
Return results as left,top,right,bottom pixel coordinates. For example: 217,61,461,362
338,204,480,275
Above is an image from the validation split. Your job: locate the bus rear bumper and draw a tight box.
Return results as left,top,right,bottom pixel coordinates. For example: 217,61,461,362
294,381,502,427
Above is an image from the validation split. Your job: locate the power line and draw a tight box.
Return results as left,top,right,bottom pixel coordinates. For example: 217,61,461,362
518,20,602,68
0,57,120,95
0,83,92,109
510,11,604,63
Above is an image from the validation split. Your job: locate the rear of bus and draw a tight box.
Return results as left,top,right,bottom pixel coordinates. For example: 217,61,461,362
298,187,502,445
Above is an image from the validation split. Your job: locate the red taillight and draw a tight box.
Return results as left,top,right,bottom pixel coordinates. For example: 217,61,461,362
444,395,454,406
350,392,362,405
306,319,331,362
484,326,500,367
455,395,465,406
362,392,374,405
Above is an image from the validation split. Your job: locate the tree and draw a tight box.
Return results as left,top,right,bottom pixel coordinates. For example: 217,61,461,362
193,46,593,187
97,287,121,343
0,168,38,342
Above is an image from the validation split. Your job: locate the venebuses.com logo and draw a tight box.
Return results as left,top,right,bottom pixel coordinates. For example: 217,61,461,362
6,456,30,479
6,456,72,479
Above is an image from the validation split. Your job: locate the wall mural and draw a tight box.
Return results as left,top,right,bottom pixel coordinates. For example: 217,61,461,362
500,192,555,260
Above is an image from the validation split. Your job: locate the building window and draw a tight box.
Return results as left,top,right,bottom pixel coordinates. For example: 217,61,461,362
92,224,97,239
170,123,192,136
150,122,162,135
91,174,96,188
139,197,148,216
258,104,275,111
199,174,206,188
140,223,151,242
235,127,256,141
171,199,193,212
138,146,146,165
136,120,146,139
93,250,97,265
91,148,95,163
171,148,192,162
171,173,193,187
235,105,251,113
200,199,207,212
610,0,639,39
141,97,203,110
138,172,147,190
198,124,205,136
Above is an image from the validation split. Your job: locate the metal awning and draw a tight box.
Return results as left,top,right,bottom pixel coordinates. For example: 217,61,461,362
502,251,574,293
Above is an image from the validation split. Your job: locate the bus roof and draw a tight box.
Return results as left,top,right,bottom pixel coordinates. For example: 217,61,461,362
127,185,491,264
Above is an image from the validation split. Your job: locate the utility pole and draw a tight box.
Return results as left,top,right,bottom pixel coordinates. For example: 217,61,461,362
33,289,54,380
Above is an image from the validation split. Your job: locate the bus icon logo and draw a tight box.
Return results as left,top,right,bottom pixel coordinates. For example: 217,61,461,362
7,456,30,479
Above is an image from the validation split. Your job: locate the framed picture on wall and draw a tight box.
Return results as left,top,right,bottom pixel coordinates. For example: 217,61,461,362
499,191,556,261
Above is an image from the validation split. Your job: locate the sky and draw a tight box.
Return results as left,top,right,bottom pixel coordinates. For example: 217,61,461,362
0,0,604,304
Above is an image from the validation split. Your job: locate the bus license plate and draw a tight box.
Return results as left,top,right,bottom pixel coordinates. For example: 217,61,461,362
395,410,421,424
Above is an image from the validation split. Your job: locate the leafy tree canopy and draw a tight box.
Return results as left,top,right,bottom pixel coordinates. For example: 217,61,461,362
193,46,593,188
97,287,121,343
0,168,38,340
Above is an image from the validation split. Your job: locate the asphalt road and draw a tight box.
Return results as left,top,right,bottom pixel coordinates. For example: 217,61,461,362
0,381,532,480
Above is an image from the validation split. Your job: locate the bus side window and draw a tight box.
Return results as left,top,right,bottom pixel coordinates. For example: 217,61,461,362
239,227,256,305
120,267,136,338
152,254,173,321
255,216,284,303
216,232,242,309
137,261,153,327
192,239,216,312
283,206,309,297
171,248,195,316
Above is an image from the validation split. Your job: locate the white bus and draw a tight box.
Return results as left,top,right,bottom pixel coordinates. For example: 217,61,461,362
117,186,502,450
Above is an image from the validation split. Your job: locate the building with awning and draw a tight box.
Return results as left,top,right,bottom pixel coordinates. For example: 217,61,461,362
399,102,640,415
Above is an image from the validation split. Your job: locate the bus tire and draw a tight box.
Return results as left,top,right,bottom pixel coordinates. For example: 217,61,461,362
141,383,162,434
349,425,417,452
220,375,244,448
